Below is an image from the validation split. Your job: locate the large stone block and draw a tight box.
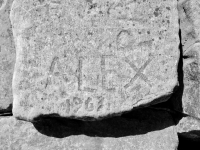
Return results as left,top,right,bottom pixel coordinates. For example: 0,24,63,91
10,0,179,120
0,108,178,150
0,0,15,112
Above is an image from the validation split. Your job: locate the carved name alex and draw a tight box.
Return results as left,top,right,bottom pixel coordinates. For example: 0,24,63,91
45,53,153,93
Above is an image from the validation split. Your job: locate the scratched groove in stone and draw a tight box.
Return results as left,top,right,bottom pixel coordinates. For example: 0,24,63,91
11,0,179,120
0,0,15,112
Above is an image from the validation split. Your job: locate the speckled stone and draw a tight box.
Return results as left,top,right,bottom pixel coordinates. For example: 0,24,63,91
10,0,179,121
0,108,178,150
176,116,200,139
0,0,15,112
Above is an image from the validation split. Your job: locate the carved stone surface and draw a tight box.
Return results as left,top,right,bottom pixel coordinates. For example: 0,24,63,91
176,116,200,139
0,109,178,150
0,0,15,112
10,0,179,120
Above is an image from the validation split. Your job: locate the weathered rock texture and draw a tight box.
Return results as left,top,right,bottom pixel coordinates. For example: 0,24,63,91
176,116,200,139
182,44,200,118
178,0,200,52
0,108,178,150
173,0,200,119
10,0,179,121
0,0,15,112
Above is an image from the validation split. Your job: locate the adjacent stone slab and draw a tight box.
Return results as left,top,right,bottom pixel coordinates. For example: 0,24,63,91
0,109,178,150
11,0,179,120
171,41,200,118
171,43,200,119
0,0,15,112
177,116,200,139
171,0,200,119
182,44,200,118
178,0,200,52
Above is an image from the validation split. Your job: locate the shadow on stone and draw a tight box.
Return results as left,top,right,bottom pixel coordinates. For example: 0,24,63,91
0,104,13,115
168,19,185,125
179,130,200,140
150,19,185,126
178,134,200,150
32,108,175,138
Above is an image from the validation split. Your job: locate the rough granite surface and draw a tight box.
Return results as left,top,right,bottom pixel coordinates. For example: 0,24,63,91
0,0,15,112
182,44,200,119
178,0,200,52
10,0,179,121
0,108,178,150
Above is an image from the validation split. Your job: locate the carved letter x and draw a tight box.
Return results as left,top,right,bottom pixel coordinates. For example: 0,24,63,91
124,54,153,89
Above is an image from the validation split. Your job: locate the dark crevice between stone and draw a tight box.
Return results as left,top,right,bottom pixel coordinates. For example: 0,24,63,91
0,113,13,116
0,104,13,116
32,107,175,138
179,131,200,140
168,18,184,124
178,134,200,150
150,18,184,125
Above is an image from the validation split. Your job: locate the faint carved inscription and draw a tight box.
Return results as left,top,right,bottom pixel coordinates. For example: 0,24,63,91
77,56,100,92
77,54,153,92
124,54,153,89
101,55,119,92
77,57,83,91
72,96,83,113
85,97,94,111
45,56,61,88
97,95,104,112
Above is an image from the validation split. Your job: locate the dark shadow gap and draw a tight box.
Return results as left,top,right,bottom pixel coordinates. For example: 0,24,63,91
150,18,184,125
176,18,184,113
0,112,13,116
32,107,175,138
179,131,200,139
0,104,13,115
178,134,200,150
